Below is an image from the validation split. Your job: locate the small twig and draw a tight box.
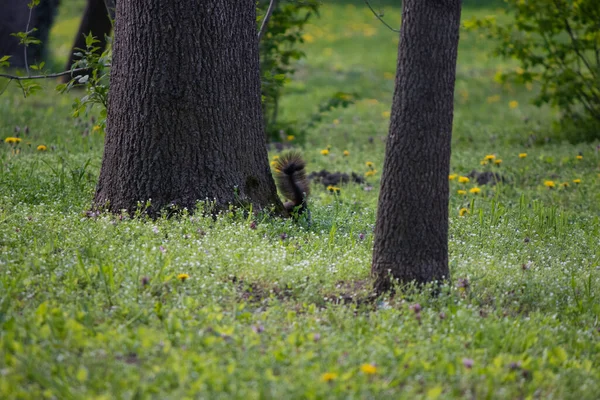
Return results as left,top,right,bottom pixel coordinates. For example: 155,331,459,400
16,79,26,98
0,67,93,81
594,34,600,69
561,14,597,81
534,10,599,114
103,0,116,25
363,0,400,33
23,3,34,76
258,0,277,41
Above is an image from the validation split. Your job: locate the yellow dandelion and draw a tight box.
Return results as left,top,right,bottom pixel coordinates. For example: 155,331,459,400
177,273,190,282
321,372,338,382
544,180,555,188
327,185,341,193
457,190,467,195
4,137,22,144
449,174,457,180
92,125,101,132
494,159,502,165
458,176,470,184
560,182,569,188
509,100,518,109
343,150,350,157
360,363,377,375
272,155,280,160
459,208,469,216
333,119,340,125
572,179,581,184
480,160,488,166
270,161,277,167
36,145,47,151
365,170,377,177
382,111,391,118
469,187,481,194
576,155,583,160
320,149,330,156
302,33,315,43
365,161,374,169
363,26,376,37
484,154,496,161
519,153,527,158
486,95,500,104
287,135,295,141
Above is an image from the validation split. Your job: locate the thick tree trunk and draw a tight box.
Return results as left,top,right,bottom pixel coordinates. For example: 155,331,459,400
94,0,283,215
63,0,112,82
0,0,59,68
371,0,461,292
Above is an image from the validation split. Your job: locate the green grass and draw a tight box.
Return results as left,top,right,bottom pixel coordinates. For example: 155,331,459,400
1,2,600,399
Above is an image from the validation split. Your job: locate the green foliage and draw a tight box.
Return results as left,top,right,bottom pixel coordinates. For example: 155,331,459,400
466,0,600,141
10,30,42,47
56,33,111,130
258,0,320,142
0,55,11,68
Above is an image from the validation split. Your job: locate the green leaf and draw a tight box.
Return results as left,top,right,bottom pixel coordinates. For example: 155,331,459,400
427,386,443,400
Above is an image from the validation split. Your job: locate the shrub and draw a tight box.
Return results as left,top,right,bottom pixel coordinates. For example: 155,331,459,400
467,0,600,141
257,0,320,142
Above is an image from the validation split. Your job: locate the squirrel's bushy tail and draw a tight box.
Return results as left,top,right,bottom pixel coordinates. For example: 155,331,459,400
273,152,310,214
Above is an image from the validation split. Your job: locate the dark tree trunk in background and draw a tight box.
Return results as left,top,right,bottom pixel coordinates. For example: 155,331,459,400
0,0,60,68
63,0,113,82
371,0,461,292
94,0,283,215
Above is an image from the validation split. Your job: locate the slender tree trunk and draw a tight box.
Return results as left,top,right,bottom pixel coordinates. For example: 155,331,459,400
94,0,283,215
63,0,112,82
371,0,462,292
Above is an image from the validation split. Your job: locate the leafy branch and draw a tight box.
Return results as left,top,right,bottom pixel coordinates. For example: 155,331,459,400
0,66,92,81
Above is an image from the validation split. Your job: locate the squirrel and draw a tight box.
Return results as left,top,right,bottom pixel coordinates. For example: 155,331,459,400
273,152,310,216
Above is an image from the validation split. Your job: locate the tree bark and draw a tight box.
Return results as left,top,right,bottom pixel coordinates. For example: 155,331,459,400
371,0,461,292
63,0,113,82
94,0,283,215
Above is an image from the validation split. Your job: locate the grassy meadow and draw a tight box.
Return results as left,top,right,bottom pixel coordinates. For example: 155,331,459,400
1,1,600,398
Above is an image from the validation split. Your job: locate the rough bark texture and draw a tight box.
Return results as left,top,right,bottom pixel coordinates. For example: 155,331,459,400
0,0,60,68
371,0,461,292
95,0,283,215
63,0,112,82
